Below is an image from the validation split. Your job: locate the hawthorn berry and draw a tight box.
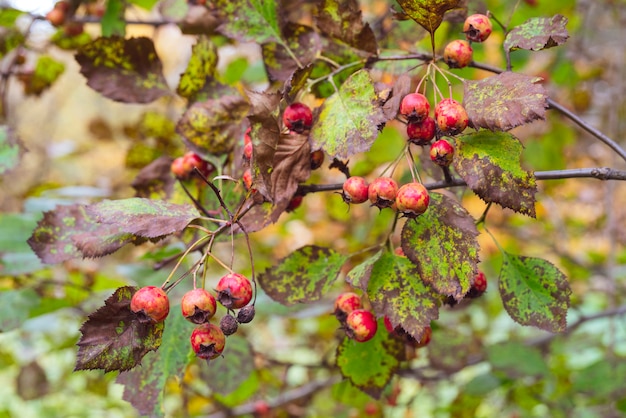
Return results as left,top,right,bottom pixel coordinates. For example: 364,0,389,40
394,247,406,257
430,139,455,166
243,141,253,162
464,14,493,43
310,149,325,170
435,98,469,135
443,40,473,69
190,323,225,360
46,2,69,26
64,22,84,37
334,292,362,323
345,309,378,342
243,126,252,145
283,102,313,133
215,273,253,309
368,177,398,209
171,152,214,180
236,305,256,323
342,176,369,204
415,326,432,348
130,286,170,323
181,288,217,324
467,270,487,298
220,314,239,336
399,93,430,123
407,117,436,145
395,182,429,218
286,195,303,212
242,169,254,192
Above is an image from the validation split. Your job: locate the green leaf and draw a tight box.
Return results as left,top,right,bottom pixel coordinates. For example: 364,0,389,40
128,0,160,10
0,289,40,332
20,55,65,96
176,36,218,101
0,8,25,27
351,251,440,341
86,198,201,239
336,318,404,398
499,252,571,332
101,0,126,37
0,125,22,175
75,287,164,372
0,28,24,60
117,312,189,416
572,360,626,398
486,341,549,377
0,212,43,275
396,0,462,34
346,250,383,289
463,72,548,131
258,245,348,305
453,130,537,217
206,336,254,395
401,193,480,300
214,0,282,44
310,69,387,159
75,36,169,103
504,15,569,52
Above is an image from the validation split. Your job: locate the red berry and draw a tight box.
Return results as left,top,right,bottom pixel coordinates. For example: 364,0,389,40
383,316,395,333
190,323,225,360
181,288,217,324
283,102,313,133
394,247,406,257
243,141,253,162
406,117,436,145
286,195,303,212
443,40,473,69
46,7,66,27
342,176,369,204
399,93,431,123
310,149,325,170
368,177,398,209
243,126,252,146
430,139,455,167
170,157,187,179
64,22,84,37
464,14,493,43
183,151,213,177
334,292,362,323
435,98,469,135
345,309,378,342
395,182,429,218
215,273,253,309
130,286,170,323
242,169,254,192
467,270,487,298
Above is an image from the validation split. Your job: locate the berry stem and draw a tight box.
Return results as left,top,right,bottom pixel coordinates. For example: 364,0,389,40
161,234,211,288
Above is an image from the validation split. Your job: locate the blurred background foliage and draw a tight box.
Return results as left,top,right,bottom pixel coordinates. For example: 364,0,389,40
0,0,625,417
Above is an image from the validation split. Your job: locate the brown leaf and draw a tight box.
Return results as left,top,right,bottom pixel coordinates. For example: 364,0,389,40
463,72,548,131
131,156,176,199
262,23,321,84
315,0,377,54
504,14,569,52
381,73,412,120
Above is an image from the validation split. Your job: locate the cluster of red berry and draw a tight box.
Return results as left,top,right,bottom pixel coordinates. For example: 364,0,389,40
341,175,430,218
170,151,215,180
443,14,493,69
129,273,254,360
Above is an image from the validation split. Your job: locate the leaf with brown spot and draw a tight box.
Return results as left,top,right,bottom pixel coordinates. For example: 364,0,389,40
504,14,569,52
463,72,548,131
75,36,169,103
357,251,440,342
262,24,321,84
258,246,348,305
176,85,250,155
453,130,537,217
401,193,480,300
75,287,164,372
499,253,571,333
397,0,462,34
315,0,377,54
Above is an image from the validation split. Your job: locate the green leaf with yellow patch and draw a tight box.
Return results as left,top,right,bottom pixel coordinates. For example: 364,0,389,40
310,69,386,159
258,245,348,305
397,0,462,34
214,0,282,44
336,318,404,398
401,193,480,300
0,28,24,60
262,23,321,84
499,253,571,333
355,251,440,342
75,36,169,103
75,287,164,372
453,130,537,217
19,55,65,96
463,72,548,131
177,36,218,101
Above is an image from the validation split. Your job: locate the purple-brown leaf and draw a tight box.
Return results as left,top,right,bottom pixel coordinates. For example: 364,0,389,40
504,15,569,52
463,72,548,131
315,0,377,55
